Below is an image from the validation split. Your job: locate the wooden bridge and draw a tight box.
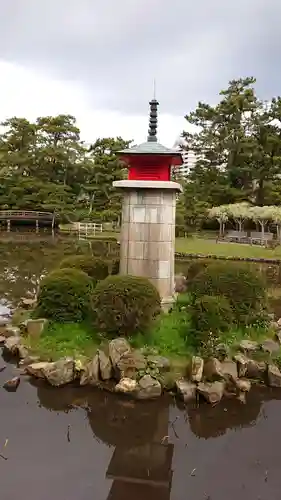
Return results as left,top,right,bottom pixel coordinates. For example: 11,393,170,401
0,211,56,231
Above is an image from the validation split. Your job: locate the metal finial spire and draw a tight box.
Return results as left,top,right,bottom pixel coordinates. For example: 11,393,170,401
147,87,159,142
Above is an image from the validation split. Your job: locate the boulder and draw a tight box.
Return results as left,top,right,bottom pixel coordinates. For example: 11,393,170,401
80,354,100,386
274,331,281,344
235,378,251,392
19,355,40,367
191,356,204,382
260,339,280,354
3,376,20,392
234,353,248,377
174,274,187,293
197,381,225,405
135,375,162,400
26,318,48,338
98,350,112,380
147,355,170,371
203,358,223,381
43,358,75,386
116,350,147,380
267,364,281,388
115,378,138,394
3,336,22,355
26,361,51,379
239,340,259,353
221,360,238,381
246,359,266,380
108,338,131,367
176,380,197,402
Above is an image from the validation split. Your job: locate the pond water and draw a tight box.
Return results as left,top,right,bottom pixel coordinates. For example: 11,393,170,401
1,232,281,499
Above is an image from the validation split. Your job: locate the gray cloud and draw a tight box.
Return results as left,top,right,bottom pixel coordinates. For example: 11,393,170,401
1,0,281,116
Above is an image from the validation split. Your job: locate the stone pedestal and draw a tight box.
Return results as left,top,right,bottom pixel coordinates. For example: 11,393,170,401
113,180,182,309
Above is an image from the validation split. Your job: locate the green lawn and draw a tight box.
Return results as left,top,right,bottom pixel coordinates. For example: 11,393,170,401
175,237,281,260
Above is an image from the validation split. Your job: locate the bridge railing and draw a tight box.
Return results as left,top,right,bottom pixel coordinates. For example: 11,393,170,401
77,222,103,236
0,210,54,219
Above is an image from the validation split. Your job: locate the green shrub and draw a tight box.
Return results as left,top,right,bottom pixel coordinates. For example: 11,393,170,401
91,275,161,337
59,255,109,285
190,295,233,344
186,260,208,281
36,268,93,322
188,262,267,325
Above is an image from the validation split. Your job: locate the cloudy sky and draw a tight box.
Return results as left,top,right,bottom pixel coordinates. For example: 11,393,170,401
0,0,280,146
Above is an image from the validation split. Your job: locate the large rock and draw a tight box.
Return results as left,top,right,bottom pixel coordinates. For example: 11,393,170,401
221,360,238,381
115,378,138,394
203,358,223,381
260,339,280,354
246,359,266,380
26,318,48,338
176,380,197,402
191,356,204,382
98,350,112,380
80,354,100,386
267,364,281,387
3,376,20,392
108,338,131,367
239,340,259,353
234,353,248,377
147,355,170,371
19,355,40,367
42,358,75,386
197,381,225,405
3,336,22,355
135,375,162,400
26,361,50,379
235,378,251,392
116,350,147,380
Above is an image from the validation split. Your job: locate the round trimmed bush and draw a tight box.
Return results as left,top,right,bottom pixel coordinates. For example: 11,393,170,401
91,275,161,337
188,262,267,324
59,255,109,285
36,268,93,322
190,295,233,343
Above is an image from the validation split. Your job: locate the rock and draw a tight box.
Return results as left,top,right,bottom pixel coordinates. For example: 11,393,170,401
115,378,138,394
17,344,29,360
0,335,6,345
19,297,37,309
147,355,170,371
197,381,225,405
191,356,204,382
221,360,238,381
246,359,266,380
80,354,100,386
19,355,40,367
26,318,48,338
203,358,223,381
108,338,131,368
235,379,251,392
260,339,280,354
2,326,20,338
234,353,248,377
270,321,279,331
176,380,197,402
3,336,22,355
135,375,162,400
98,350,112,380
26,361,50,379
116,350,147,380
277,317,281,327
267,364,281,387
174,274,187,293
239,340,259,353
3,376,20,392
274,331,281,344
43,358,75,386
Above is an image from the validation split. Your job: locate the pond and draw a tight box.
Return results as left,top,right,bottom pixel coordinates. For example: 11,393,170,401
1,232,281,499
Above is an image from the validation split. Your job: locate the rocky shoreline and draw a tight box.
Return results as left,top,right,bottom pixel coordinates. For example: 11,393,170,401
2,314,281,405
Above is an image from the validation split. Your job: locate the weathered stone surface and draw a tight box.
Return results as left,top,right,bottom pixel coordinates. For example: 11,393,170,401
26,318,48,338
3,376,20,392
108,338,131,367
235,378,251,392
191,356,204,382
43,358,75,386
98,350,112,380
246,359,266,380
203,358,223,381
3,326,20,338
26,361,51,379
267,364,281,387
239,340,259,353
197,381,225,405
19,355,40,367
136,375,162,400
234,353,248,377
176,380,197,402
260,339,280,354
80,355,100,386
3,336,21,355
116,350,147,379
147,355,170,371
115,378,138,394
221,360,238,381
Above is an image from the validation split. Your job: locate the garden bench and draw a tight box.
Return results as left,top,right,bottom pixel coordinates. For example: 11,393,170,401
250,231,273,246
224,230,248,242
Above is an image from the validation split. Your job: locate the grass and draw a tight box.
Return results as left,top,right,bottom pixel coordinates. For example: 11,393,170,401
175,237,281,260
23,322,99,361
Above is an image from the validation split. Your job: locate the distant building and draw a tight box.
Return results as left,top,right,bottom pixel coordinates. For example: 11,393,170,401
173,137,197,178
